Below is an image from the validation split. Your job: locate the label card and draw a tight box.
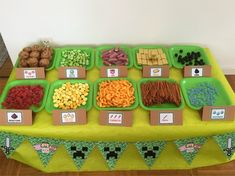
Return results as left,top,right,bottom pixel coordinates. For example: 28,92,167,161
142,65,169,78
58,67,86,79
108,112,123,124
16,67,45,80
100,66,128,78
184,65,211,77
52,109,86,125
202,106,235,121
0,109,32,125
150,110,182,125
100,111,132,127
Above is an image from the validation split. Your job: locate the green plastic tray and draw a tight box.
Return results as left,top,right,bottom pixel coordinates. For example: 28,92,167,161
0,80,50,112
132,45,172,70
95,45,133,69
45,80,93,113
138,78,185,111
180,77,233,110
169,45,210,69
54,47,95,70
15,48,57,71
93,78,139,110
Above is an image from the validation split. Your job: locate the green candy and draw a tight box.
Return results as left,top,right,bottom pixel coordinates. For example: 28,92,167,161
60,49,90,67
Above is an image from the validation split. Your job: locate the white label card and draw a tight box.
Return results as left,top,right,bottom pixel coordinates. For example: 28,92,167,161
61,112,76,123
191,68,203,77
150,68,162,77
7,112,22,123
24,69,36,79
107,68,119,77
159,113,174,124
108,113,123,124
211,109,225,119
66,69,78,78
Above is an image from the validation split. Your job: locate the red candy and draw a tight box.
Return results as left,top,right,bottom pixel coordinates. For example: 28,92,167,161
2,85,44,109
102,48,128,66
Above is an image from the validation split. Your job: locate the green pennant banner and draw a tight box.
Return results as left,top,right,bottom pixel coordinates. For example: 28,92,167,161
174,137,207,164
135,141,166,168
0,132,25,158
213,132,235,160
97,142,128,169
64,141,95,169
28,137,61,166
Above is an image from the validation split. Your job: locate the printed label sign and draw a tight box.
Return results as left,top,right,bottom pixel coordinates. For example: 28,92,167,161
100,66,128,78
159,113,174,124
61,112,76,123
202,106,235,121
184,65,211,78
108,113,123,124
210,109,225,120
150,68,162,77
99,111,133,127
107,68,119,77
58,67,86,79
143,65,169,78
191,68,203,77
23,69,37,79
0,110,32,126
7,112,22,123
66,68,78,78
150,110,182,125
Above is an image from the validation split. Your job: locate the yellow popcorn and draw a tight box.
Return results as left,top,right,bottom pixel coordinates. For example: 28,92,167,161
52,82,89,110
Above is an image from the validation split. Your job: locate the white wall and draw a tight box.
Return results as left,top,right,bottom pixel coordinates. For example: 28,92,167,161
0,0,235,73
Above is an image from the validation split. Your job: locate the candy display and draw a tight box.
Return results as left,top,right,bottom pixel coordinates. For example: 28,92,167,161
136,48,168,66
101,48,128,66
60,49,90,67
174,50,205,66
96,80,135,108
187,83,218,108
2,85,44,109
140,80,181,106
52,82,89,109
18,44,53,68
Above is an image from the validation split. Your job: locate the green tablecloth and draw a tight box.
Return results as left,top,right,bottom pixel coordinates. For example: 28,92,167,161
0,48,235,172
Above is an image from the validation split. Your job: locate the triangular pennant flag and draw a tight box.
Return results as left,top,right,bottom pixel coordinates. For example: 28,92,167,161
213,132,235,160
174,136,207,164
64,141,95,169
97,142,128,169
0,132,25,158
135,141,166,168
28,137,61,166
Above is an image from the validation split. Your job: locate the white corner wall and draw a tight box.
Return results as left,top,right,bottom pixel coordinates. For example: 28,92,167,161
0,0,235,73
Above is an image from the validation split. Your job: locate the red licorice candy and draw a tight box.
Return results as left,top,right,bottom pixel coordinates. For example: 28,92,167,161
2,85,44,109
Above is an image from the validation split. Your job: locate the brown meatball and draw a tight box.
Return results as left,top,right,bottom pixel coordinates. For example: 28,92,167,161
41,50,52,60
31,45,41,51
19,51,29,59
23,47,32,52
19,58,28,67
42,47,52,53
39,59,50,68
30,51,40,58
27,57,38,67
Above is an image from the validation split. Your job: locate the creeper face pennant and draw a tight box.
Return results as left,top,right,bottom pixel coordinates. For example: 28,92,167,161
97,142,128,169
213,133,235,160
64,141,95,169
28,137,61,166
0,132,25,158
174,137,207,164
135,141,166,168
